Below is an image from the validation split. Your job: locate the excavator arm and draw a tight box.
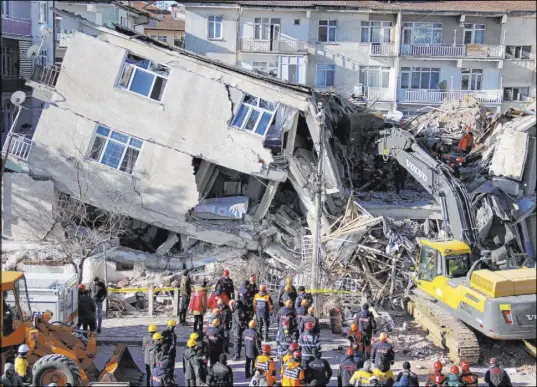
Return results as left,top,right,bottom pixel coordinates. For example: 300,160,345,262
377,128,480,251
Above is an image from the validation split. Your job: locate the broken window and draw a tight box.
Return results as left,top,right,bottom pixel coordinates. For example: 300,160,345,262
461,68,482,91
463,23,486,44
503,87,530,101
402,22,442,45
208,15,223,39
117,53,169,101
318,19,337,43
316,64,335,87
505,45,532,60
361,21,392,43
400,67,439,90
88,125,143,174
231,94,278,136
359,66,390,88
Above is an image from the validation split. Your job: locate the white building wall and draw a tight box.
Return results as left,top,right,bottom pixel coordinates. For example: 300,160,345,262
239,9,310,42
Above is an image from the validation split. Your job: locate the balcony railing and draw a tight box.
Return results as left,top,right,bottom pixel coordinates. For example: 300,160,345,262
400,89,503,104
401,44,505,58
1,76,32,93
30,64,61,88
240,38,308,53
370,43,395,57
2,134,33,161
1,15,31,36
366,87,394,101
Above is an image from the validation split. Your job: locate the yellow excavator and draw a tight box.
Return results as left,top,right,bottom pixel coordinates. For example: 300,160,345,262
378,128,537,363
1,271,144,386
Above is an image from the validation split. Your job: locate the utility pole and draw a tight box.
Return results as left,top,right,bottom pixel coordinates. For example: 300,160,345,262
310,101,325,311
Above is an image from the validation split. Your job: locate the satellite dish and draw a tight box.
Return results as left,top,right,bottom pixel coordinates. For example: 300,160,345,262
26,45,41,59
10,91,27,106
40,24,52,37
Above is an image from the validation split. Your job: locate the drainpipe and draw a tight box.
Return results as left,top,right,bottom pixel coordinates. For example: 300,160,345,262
52,0,56,65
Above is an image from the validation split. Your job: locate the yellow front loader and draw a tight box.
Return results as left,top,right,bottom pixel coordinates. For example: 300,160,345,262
1,271,143,386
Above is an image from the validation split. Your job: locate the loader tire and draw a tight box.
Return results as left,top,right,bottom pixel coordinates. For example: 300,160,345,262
32,354,82,387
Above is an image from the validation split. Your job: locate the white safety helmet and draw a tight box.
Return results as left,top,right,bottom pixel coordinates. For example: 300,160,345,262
18,344,30,354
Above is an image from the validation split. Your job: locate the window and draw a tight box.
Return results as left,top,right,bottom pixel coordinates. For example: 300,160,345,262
54,16,62,41
503,87,531,101
252,61,278,77
1,100,13,137
446,254,470,277
505,45,532,60
2,289,19,336
463,24,486,44
208,15,222,39
39,49,47,67
1,1,10,16
117,53,169,101
280,56,305,84
461,68,482,90
158,36,168,43
418,246,437,281
294,18,301,25
1,47,12,76
402,22,442,44
359,66,390,88
39,1,48,23
231,94,278,136
316,64,335,87
318,19,337,43
361,21,392,43
88,125,143,174
254,18,280,40
400,67,440,89
15,278,32,322
150,35,158,39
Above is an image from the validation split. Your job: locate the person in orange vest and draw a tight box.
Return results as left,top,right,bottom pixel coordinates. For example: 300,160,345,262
254,344,277,386
457,127,475,154
347,322,364,354
425,361,445,387
460,361,478,387
253,284,273,341
189,281,208,333
282,351,306,387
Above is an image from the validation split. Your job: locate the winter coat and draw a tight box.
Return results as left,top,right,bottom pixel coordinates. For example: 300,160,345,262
243,328,261,359
294,292,313,309
143,332,155,365
371,341,395,372
91,280,108,303
183,347,203,383
305,357,332,385
162,327,177,359
253,292,273,319
276,307,297,331
189,288,208,315
78,293,96,321
358,310,376,337
209,362,234,386
0,363,23,387
338,356,358,387
298,331,321,361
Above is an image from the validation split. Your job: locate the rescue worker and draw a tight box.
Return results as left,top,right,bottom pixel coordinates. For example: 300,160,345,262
281,351,306,387
162,320,178,381
215,269,234,305
244,320,261,379
247,274,259,303
425,361,446,387
294,286,313,310
0,363,23,387
347,322,364,354
218,298,232,354
443,365,465,387
349,360,373,387
255,344,277,387
189,281,208,333
460,361,478,387
231,299,247,360
14,345,31,384
208,353,233,387
276,320,295,360
295,299,309,336
372,366,394,386
78,286,96,332
144,324,158,386
207,308,221,329
278,277,298,308
192,333,209,382
205,318,225,367
338,347,359,387
484,358,512,387
357,304,376,357
457,127,475,154
394,361,419,387
90,276,108,333
298,321,321,368
151,332,169,387
305,348,332,386
300,306,320,336
371,332,394,372
253,284,273,341
277,299,297,334
183,335,205,387
280,342,299,376
180,270,192,325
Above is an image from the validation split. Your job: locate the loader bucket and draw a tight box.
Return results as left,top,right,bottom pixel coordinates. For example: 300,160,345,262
97,344,144,386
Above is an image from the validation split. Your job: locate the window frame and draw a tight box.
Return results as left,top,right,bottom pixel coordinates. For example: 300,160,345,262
400,67,440,90
316,64,335,87
208,15,223,40
318,19,338,43
503,87,531,101
360,21,392,43
252,61,278,77
461,68,483,91
117,53,170,102
39,49,47,67
230,94,279,137
253,17,280,41
359,66,390,88
87,125,144,174
463,23,486,44
402,22,443,45
158,35,168,43
505,45,532,60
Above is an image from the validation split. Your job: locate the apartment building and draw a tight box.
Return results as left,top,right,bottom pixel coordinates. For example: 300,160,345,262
132,1,185,48
184,0,536,115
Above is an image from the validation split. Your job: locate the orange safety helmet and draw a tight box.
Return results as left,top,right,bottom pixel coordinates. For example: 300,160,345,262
293,351,302,359
289,342,298,351
78,284,86,291
379,332,388,342
451,365,460,375
284,285,292,293
301,299,309,307
262,344,271,354
434,361,443,372
345,347,355,357
350,323,359,332
460,361,470,372
248,320,257,329
223,269,230,277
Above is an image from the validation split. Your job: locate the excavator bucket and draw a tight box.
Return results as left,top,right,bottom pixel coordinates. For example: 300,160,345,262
97,344,144,386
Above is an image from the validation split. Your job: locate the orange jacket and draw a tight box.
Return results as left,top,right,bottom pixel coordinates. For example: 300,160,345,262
282,360,305,387
188,288,207,315
462,371,479,387
255,354,277,386
458,133,474,151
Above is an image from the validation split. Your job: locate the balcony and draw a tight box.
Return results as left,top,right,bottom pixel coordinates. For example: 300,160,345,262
1,76,32,94
366,87,394,101
401,44,505,59
399,89,503,104
30,64,61,88
2,134,33,162
240,38,308,54
1,15,31,37
369,44,396,57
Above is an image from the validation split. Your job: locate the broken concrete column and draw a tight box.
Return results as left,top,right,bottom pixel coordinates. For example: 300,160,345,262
253,181,280,222
156,233,180,257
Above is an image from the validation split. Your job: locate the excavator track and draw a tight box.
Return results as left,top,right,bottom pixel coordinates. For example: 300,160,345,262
408,294,481,364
